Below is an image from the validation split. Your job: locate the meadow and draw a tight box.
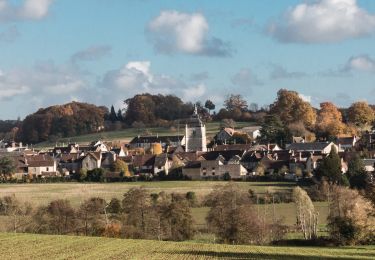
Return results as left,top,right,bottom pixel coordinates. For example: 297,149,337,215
0,181,329,237
1,233,373,259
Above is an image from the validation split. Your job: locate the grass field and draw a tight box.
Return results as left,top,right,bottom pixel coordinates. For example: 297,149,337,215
1,233,374,259
0,181,295,206
0,181,328,237
34,121,255,147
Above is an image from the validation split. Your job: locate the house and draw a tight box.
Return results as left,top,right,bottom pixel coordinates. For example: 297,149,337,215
241,126,262,139
183,150,248,180
0,140,27,152
336,136,358,151
101,151,117,169
154,153,172,175
286,142,339,154
129,135,185,150
132,154,155,174
292,136,305,143
81,152,102,171
363,159,375,172
57,153,81,174
214,128,235,144
25,154,57,177
53,144,78,155
111,146,127,157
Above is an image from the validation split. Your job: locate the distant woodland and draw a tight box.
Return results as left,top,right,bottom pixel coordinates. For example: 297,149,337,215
1,89,375,144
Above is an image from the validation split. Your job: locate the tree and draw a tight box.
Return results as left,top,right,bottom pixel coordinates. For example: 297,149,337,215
161,195,195,241
270,89,316,129
117,109,123,122
292,187,318,240
33,199,76,235
259,115,289,146
346,155,368,190
121,188,151,239
111,159,130,177
78,197,107,236
327,185,375,245
109,105,118,122
316,102,345,139
0,156,16,179
205,183,285,245
347,101,375,129
224,94,248,112
204,100,215,114
315,146,342,184
86,168,105,182
0,195,33,233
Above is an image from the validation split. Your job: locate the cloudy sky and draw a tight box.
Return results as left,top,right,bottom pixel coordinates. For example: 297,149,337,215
1,0,375,119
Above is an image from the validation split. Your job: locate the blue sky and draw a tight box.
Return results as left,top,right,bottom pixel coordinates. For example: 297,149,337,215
1,0,375,119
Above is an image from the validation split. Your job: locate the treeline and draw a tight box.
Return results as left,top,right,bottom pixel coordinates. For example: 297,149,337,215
1,182,374,245
3,89,375,144
260,89,375,145
18,102,107,143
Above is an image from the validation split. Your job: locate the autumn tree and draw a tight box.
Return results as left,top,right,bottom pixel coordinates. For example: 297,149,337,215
33,199,76,235
315,102,345,139
224,94,248,112
77,197,107,236
347,101,375,129
111,159,130,177
205,183,285,245
327,186,375,245
0,195,33,233
270,89,316,129
292,187,318,240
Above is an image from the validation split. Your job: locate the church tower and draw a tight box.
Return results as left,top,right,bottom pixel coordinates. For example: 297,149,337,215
185,106,207,152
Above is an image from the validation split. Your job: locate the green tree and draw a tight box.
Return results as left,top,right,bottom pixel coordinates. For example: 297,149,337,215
316,146,342,184
260,115,289,146
109,105,118,122
0,156,16,177
346,155,368,190
204,100,215,114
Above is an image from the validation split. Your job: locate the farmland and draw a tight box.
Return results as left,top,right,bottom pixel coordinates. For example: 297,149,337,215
0,233,373,259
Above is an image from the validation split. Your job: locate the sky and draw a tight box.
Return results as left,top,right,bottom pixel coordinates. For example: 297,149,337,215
1,0,375,119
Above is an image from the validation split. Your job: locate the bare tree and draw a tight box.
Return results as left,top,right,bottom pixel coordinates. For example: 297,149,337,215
292,187,318,240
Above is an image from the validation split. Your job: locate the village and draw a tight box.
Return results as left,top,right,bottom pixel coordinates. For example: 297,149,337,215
1,106,373,184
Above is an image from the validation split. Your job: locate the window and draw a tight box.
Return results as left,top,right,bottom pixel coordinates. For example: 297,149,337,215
46,167,49,171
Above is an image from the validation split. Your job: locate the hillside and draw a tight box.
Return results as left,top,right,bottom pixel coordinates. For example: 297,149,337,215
1,233,373,259
35,121,255,148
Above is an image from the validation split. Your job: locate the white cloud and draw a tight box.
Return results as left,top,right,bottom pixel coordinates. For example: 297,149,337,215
269,64,307,80
147,10,232,56
71,45,112,62
268,0,375,43
231,68,262,88
101,60,208,106
0,0,53,22
345,55,375,72
299,93,312,103
20,0,53,19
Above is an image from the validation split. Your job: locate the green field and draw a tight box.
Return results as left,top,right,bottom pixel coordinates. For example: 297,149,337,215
1,233,373,259
34,121,255,147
